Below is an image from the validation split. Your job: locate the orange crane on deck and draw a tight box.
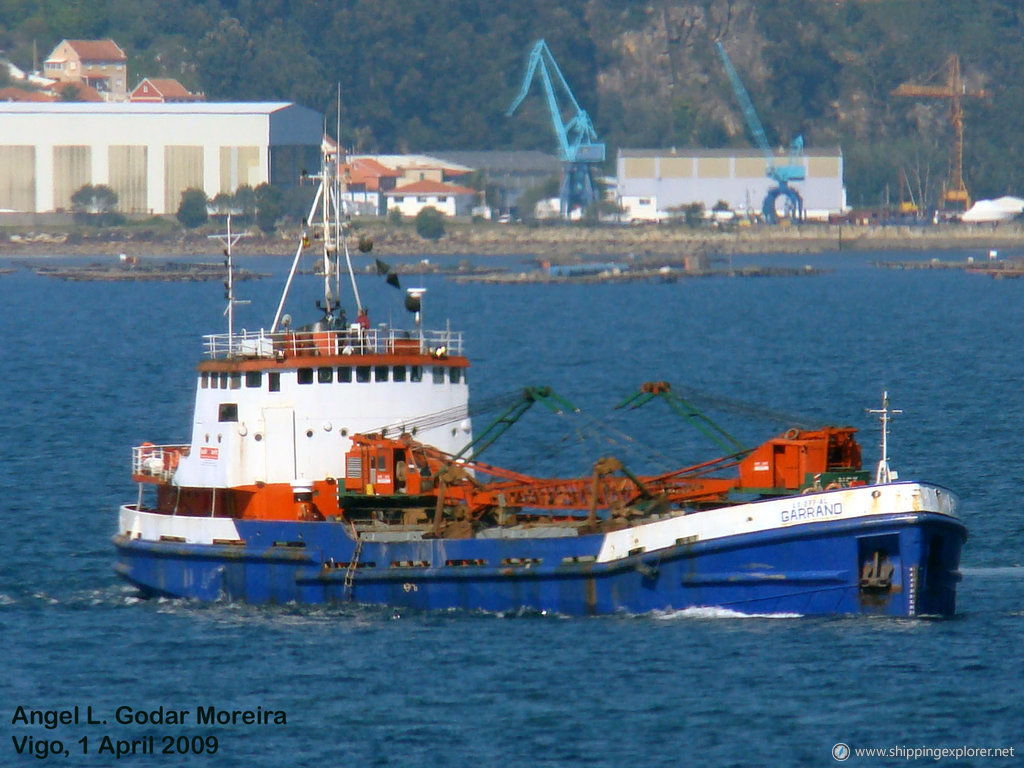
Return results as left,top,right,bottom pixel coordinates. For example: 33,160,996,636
339,382,869,539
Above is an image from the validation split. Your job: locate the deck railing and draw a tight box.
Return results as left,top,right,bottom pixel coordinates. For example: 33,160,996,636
132,444,190,482
202,327,463,360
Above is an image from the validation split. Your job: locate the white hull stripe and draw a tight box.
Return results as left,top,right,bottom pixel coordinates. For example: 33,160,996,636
119,481,958,562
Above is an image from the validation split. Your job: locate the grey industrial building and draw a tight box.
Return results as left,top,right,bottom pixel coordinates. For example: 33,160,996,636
616,147,846,222
0,102,322,216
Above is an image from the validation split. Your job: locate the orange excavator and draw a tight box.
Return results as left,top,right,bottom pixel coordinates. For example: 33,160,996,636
338,383,867,536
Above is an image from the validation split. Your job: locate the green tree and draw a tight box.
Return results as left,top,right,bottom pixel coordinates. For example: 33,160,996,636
233,185,257,221
254,182,283,233
414,206,445,240
683,202,705,228
70,184,121,225
210,192,235,215
177,188,208,228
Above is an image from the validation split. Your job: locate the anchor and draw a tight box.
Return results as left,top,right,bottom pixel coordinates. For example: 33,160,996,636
859,550,894,591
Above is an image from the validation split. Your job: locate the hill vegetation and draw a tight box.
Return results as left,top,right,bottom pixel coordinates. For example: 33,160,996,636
1,0,1022,209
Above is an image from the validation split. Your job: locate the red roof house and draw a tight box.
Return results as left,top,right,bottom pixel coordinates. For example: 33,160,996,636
130,78,204,103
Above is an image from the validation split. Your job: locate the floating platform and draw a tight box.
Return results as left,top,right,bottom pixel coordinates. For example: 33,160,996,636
33,262,269,282
451,265,823,284
873,258,1024,277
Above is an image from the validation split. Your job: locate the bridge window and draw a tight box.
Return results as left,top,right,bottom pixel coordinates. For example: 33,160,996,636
356,366,371,383
432,366,445,384
375,365,389,382
269,372,281,392
318,366,333,384
337,366,352,383
218,403,238,422
246,371,262,388
220,373,229,389
410,366,422,382
393,365,406,382
450,368,462,384
297,368,314,385
230,372,241,389
201,372,209,388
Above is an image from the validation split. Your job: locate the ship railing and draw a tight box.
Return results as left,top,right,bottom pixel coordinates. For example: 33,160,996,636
203,327,463,360
132,444,190,482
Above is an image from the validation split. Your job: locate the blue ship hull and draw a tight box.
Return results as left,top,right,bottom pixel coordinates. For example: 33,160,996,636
114,493,966,617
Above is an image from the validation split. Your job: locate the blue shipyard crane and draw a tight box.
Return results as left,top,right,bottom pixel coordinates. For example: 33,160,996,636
714,41,805,224
507,39,606,218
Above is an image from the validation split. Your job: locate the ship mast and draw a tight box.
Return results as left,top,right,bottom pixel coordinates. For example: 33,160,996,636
867,391,902,485
272,88,360,333
210,214,248,355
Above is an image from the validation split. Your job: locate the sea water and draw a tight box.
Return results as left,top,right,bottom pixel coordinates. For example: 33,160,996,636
1,248,1022,767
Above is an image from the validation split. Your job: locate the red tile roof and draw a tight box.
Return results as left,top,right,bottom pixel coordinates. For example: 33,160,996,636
130,78,201,102
390,179,478,196
341,158,401,192
65,39,127,62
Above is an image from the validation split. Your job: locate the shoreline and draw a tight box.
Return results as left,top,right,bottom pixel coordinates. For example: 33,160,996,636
2,222,1023,261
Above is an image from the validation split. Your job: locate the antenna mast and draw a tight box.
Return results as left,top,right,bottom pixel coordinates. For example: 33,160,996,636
867,391,902,484
271,88,361,333
210,213,248,355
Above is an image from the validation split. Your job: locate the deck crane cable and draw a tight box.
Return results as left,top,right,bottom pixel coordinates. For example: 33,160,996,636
369,384,824,478
366,390,526,437
668,385,825,431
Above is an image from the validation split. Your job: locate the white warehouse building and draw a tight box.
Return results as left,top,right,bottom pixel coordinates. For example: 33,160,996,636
617,147,847,222
0,102,322,215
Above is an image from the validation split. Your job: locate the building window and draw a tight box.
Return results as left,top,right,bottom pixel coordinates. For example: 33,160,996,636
298,368,314,385
394,196,404,203
438,196,447,203
218,403,238,422
318,366,333,384
245,371,262,388
417,196,426,203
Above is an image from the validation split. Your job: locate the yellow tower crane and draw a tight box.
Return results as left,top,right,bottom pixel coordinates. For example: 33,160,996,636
892,55,986,212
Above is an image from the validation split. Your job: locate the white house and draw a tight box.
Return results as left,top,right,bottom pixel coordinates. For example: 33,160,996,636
385,179,478,218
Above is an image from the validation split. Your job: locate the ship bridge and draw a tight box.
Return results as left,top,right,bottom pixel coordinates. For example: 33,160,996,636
161,321,472,492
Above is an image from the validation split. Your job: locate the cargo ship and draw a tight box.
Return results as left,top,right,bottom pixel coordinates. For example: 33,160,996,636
113,158,967,617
